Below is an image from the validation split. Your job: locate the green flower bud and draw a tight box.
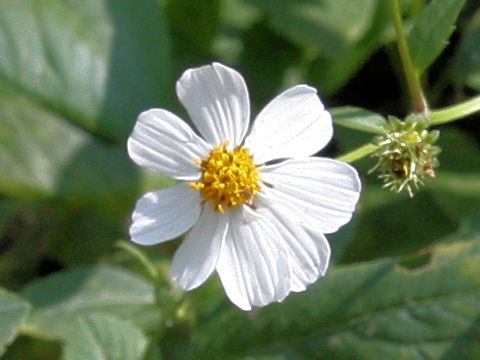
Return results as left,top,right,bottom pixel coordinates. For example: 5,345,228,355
369,114,441,197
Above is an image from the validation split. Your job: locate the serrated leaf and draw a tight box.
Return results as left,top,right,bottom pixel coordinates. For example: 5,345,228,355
332,106,387,134
21,265,161,340
452,9,480,90
194,234,480,359
0,289,31,356
408,0,466,74
62,314,148,360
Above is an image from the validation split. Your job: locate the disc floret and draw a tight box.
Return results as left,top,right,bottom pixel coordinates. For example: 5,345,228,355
189,142,261,213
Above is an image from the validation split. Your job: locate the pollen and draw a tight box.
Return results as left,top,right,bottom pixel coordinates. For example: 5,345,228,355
189,141,261,213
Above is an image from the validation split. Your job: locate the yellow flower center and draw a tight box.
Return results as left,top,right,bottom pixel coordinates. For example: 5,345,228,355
189,142,261,213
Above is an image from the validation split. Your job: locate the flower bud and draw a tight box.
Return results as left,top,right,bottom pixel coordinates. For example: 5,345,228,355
369,114,441,197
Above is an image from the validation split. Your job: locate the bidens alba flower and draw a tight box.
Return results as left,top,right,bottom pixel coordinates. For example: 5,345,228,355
127,63,361,311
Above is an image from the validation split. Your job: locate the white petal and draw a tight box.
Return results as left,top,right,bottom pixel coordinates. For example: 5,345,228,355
176,62,250,147
171,206,228,291
261,157,361,234
130,183,201,246
127,108,210,180
245,85,333,164
216,208,290,311
258,200,331,292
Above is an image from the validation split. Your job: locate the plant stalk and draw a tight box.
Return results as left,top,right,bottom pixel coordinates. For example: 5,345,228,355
430,95,480,125
337,143,379,163
390,0,428,114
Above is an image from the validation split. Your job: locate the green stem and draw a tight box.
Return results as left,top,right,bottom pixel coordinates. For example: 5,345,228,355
115,240,158,281
430,95,480,125
390,0,428,114
337,143,379,163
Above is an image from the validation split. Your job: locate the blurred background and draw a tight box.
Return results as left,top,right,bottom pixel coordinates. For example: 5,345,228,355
1,0,480,358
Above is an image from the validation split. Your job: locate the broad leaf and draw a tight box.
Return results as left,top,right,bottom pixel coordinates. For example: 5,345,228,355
0,0,172,208
0,0,171,141
21,266,161,340
332,106,387,134
0,89,138,211
62,314,148,360
194,233,480,359
0,289,31,356
408,0,466,74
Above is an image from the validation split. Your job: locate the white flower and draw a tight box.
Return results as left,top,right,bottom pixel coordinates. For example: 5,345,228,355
127,62,361,311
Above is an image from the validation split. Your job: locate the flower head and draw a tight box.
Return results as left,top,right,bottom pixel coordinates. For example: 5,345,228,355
127,63,361,310
369,115,440,197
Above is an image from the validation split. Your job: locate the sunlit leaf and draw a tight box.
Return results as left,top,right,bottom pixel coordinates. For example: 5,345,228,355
0,0,171,141
0,0,172,208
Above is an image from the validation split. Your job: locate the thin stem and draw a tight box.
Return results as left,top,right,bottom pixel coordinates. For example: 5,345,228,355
390,0,428,114
430,95,480,125
115,240,158,281
337,143,379,163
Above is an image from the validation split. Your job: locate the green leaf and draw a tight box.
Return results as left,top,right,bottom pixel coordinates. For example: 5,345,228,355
44,207,127,265
243,0,377,57
166,0,220,72
143,343,163,360
0,90,139,211
238,22,301,108
408,0,466,75
307,0,397,94
452,9,480,90
21,265,161,340
437,127,480,173
429,172,480,222
0,0,173,208
194,234,480,359
339,127,480,263
332,106,387,134
340,187,457,262
0,289,31,356
0,0,171,141
62,314,148,360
